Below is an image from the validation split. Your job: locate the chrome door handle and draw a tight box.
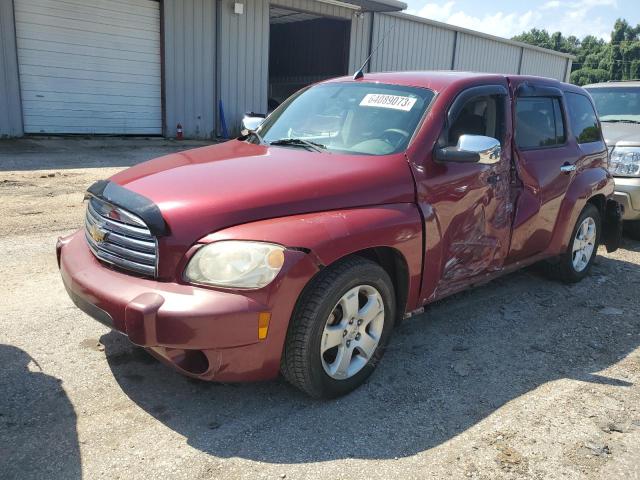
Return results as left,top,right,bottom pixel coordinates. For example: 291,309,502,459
560,164,576,173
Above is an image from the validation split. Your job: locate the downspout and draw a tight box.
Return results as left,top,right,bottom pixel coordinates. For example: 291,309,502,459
450,30,458,70
517,47,524,74
367,12,375,72
564,58,572,82
214,0,222,138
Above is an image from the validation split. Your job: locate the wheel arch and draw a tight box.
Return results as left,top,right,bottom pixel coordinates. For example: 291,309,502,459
547,168,614,255
336,246,410,323
587,193,606,219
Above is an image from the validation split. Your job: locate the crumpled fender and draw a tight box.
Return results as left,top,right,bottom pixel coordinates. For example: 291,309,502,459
198,204,424,313
547,167,614,255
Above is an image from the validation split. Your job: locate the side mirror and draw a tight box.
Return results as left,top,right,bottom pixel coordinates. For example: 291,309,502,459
435,135,501,164
241,112,266,131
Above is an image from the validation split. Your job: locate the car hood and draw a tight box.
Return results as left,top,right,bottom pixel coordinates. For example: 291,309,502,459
109,140,415,250
601,122,640,147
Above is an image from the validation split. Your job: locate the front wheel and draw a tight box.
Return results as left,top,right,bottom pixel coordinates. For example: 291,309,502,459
281,257,395,398
546,204,601,283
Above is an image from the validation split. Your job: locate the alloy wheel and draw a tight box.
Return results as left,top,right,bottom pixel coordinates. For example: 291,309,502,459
320,285,385,380
572,217,597,272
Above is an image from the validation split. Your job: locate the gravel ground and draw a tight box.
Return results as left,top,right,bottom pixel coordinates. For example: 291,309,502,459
1,138,639,479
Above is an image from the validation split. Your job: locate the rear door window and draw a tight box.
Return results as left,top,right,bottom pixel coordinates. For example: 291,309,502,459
565,92,602,144
515,97,565,149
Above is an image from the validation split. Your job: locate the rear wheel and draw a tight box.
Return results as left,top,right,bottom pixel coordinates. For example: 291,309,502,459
546,204,601,283
281,257,395,398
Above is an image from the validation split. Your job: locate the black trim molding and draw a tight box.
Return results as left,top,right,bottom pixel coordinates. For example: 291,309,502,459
86,180,169,236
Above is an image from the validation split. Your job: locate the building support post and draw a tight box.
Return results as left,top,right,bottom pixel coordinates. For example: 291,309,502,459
450,31,458,70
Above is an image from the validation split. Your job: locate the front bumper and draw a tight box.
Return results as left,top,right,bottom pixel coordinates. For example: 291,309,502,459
613,177,640,221
57,231,317,381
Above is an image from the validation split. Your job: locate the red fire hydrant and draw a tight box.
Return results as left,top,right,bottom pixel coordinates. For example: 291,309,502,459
176,123,183,140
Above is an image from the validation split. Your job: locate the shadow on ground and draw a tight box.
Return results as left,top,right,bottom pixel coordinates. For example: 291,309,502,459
0,137,214,171
0,345,81,480
99,248,639,464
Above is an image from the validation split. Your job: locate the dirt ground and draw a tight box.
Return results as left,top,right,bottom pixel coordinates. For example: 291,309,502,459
1,138,639,480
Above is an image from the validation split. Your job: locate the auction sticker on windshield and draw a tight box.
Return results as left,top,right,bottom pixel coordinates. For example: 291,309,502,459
360,93,417,111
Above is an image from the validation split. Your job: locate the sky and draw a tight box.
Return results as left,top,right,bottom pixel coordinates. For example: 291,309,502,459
403,0,640,41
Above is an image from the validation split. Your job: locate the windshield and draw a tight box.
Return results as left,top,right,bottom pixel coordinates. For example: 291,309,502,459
256,82,435,155
586,87,640,123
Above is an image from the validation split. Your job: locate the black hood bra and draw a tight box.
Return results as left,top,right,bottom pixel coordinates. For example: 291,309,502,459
86,180,169,237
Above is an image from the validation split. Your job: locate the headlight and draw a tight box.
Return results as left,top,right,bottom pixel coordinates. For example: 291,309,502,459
610,146,640,177
184,241,285,289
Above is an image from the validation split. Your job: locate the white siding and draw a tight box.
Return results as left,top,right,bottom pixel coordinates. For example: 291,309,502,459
218,0,270,136
14,0,162,134
349,12,372,74
454,32,521,74
164,0,217,139
520,49,569,81
371,13,456,72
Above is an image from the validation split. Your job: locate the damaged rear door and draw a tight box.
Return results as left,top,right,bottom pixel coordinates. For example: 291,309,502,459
505,79,576,262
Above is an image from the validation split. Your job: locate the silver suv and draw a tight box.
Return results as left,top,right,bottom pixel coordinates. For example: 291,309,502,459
584,81,640,239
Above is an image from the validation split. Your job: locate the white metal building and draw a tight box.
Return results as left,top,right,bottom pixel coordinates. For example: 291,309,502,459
0,0,574,139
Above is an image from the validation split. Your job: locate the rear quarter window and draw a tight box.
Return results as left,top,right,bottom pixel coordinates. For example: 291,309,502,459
565,92,602,144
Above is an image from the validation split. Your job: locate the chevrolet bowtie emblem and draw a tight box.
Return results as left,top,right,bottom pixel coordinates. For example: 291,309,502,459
89,223,107,243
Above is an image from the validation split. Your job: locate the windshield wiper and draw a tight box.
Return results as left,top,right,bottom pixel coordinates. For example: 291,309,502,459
269,138,327,153
601,119,640,124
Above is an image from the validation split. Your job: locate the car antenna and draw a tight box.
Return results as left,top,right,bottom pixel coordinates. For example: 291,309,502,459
353,25,395,80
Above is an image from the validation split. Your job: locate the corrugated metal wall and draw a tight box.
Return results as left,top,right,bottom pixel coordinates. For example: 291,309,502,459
454,32,521,73
370,13,572,80
0,0,575,138
370,13,456,72
0,0,23,137
349,12,371,74
520,49,570,82
164,0,217,139
218,0,269,136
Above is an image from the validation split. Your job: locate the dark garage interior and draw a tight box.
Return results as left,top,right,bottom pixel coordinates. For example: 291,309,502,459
268,7,351,107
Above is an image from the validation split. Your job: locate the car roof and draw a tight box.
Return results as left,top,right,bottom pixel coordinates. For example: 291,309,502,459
320,70,573,93
583,81,640,89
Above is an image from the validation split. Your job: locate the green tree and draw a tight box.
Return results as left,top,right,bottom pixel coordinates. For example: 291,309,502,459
512,19,640,85
631,60,640,80
570,68,609,86
610,45,624,80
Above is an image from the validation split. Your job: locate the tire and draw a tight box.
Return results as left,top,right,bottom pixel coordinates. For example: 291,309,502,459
281,256,396,398
624,220,640,241
545,204,601,283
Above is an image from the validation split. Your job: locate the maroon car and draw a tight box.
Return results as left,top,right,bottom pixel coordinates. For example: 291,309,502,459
57,72,622,398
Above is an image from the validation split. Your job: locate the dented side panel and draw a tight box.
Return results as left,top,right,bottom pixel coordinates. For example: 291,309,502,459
198,204,425,312
407,77,515,303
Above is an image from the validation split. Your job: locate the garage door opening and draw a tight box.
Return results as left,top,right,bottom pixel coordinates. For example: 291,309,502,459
268,7,351,108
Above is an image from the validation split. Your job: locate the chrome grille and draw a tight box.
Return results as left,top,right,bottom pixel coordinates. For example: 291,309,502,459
85,197,157,277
